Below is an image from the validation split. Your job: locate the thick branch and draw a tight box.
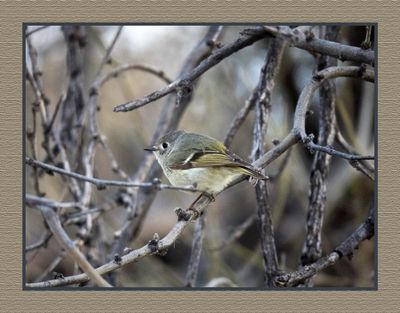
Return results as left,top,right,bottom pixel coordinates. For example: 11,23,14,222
251,38,285,287
258,26,375,65
301,26,339,284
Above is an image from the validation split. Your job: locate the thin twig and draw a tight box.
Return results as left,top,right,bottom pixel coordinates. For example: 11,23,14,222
268,148,291,181
223,88,258,147
93,64,172,90
34,250,67,283
361,25,373,50
44,93,65,135
25,157,201,192
26,93,42,196
95,26,123,77
210,214,257,251
26,231,52,252
98,135,129,180
26,37,49,125
336,129,375,180
26,25,50,37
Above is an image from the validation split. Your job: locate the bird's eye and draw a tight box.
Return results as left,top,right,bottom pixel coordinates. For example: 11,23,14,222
161,142,169,149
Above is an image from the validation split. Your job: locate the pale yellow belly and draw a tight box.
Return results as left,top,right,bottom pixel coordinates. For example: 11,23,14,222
164,167,241,194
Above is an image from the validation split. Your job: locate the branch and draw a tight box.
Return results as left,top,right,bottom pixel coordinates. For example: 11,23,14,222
185,210,207,287
251,38,285,287
26,204,210,288
336,129,375,180
113,27,271,112
300,26,339,285
93,64,172,90
275,215,374,287
95,26,123,77
292,65,375,161
209,214,257,251
26,194,83,210
35,205,112,287
25,25,50,37
252,26,375,65
25,157,201,193
223,88,258,147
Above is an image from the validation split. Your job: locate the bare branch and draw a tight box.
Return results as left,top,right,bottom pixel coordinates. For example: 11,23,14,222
35,205,112,287
94,64,172,90
292,65,374,161
95,26,123,77
26,231,52,252
26,204,210,288
361,25,373,50
25,25,50,37
251,38,285,287
336,129,375,180
26,194,83,210
185,211,207,287
34,250,67,283
210,214,257,251
113,27,271,112
301,26,339,285
223,88,258,147
250,26,375,65
276,215,374,287
25,157,201,193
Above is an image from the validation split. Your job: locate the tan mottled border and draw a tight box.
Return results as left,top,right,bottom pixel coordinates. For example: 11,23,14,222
1,1,399,312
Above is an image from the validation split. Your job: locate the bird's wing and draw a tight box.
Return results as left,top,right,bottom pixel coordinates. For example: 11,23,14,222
168,133,267,179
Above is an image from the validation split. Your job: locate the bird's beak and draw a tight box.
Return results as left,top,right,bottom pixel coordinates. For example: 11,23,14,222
144,145,158,152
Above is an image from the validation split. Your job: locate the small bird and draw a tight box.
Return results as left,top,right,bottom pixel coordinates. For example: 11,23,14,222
144,130,267,196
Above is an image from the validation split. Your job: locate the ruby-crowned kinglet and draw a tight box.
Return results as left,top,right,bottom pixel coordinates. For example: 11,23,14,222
144,130,267,194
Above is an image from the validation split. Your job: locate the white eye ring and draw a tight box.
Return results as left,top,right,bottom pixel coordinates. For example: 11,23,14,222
161,142,169,149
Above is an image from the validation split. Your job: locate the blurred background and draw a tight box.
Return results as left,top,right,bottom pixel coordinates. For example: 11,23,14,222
25,25,375,287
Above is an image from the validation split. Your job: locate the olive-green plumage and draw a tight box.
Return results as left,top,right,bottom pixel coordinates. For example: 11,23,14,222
145,130,267,194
